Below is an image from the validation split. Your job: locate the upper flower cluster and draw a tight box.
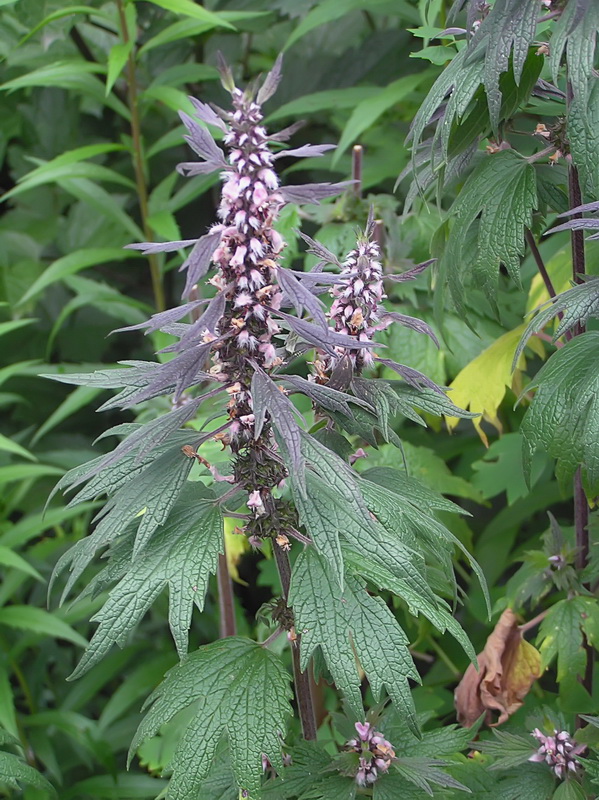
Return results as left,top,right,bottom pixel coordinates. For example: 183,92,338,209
328,230,385,373
529,728,586,779
207,87,287,449
345,721,395,787
211,86,285,367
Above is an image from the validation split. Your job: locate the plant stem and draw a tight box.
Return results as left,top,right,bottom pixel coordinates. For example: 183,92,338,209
116,0,165,311
217,552,237,638
566,81,593,697
352,145,363,198
273,540,317,740
525,229,556,299
518,608,549,634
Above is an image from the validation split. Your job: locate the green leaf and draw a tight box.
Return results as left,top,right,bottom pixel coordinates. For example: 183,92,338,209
0,63,130,118
474,0,539,130
52,177,143,238
471,433,547,505
300,775,357,800
393,756,470,794
69,484,223,677
0,606,87,648
32,386,102,445
62,773,168,799
19,5,113,44
521,332,599,495
3,142,125,188
551,0,599,101
334,70,435,163
71,483,223,680
552,779,586,800
516,277,599,367
495,763,555,799
374,774,430,800
137,0,235,29
0,545,43,581
0,61,106,92
1,161,135,203
344,549,477,664
141,85,196,115
0,662,18,739
290,548,420,732
0,463,63,487
106,41,133,96
98,652,177,731
139,10,264,54
0,432,36,461
441,151,537,312
130,638,292,800
536,597,599,681
284,0,419,50
0,318,36,337
52,442,196,602
19,248,141,305
359,473,490,615
0,750,57,796
0,502,98,549
292,471,346,587
568,74,599,200
267,87,379,122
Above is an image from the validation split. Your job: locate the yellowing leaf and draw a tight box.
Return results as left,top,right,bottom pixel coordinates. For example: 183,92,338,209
224,516,248,585
445,324,543,445
455,608,542,727
526,246,574,313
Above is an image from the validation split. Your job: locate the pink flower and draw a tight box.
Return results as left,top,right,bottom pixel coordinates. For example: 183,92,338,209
259,168,278,189
248,490,265,514
259,342,277,366
355,722,372,741
230,245,247,268
252,181,268,205
222,177,240,201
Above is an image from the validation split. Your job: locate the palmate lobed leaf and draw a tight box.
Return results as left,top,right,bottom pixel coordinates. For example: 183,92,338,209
68,483,223,678
440,150,537,315
51,442,196,604
288,434,479,666
0,750,57,797
130,638,292,800
537,596,599,681
289,548,421,735
514,276,599,367
520,331,599,496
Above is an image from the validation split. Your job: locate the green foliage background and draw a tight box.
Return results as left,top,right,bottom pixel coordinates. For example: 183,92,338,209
0,0,598,798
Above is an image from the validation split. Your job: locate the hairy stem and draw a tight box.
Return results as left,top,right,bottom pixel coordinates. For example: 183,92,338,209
217,552,237,638
116,0,165,311
273,541,317,740
567,81,592,698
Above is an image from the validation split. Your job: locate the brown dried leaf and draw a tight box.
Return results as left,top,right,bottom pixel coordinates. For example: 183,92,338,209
454,608,542,727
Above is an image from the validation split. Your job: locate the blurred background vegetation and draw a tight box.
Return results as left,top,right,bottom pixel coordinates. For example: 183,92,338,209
0,0,594,796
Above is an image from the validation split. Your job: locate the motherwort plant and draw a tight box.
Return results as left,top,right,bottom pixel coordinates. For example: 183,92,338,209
47,58,483,799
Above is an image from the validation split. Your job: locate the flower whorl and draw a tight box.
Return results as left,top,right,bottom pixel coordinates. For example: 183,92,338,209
344,721,395,787
313,220,385,381
209,87,285,450
529,728,586,780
